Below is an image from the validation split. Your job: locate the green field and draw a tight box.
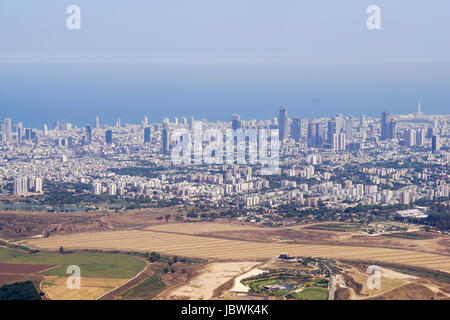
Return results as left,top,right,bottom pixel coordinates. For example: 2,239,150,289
121,268,166,300
305,223,363,232
0,246,28,260
0,246,146,279
292,287,328,300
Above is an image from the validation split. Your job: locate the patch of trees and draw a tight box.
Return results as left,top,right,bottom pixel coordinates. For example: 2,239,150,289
0,281,42,300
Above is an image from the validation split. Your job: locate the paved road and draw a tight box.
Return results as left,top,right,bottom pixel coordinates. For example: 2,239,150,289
328,275,336,300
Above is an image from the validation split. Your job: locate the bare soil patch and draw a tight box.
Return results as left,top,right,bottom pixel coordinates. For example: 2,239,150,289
0,263,56,274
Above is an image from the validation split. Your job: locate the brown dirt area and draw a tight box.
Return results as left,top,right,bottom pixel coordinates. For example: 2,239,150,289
0,263,56,274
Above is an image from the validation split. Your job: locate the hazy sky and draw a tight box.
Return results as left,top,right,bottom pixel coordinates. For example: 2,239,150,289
1,0,449,64
1,1,449,126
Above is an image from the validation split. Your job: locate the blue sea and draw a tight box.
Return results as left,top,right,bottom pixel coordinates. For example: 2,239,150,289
1,62,449,128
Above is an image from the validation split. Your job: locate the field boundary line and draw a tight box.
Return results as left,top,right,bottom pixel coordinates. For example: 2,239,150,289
95,262,151,300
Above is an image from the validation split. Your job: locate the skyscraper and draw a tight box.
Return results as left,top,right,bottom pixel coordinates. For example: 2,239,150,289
416,129,425,146
327,120,337,144
13,177,28,195
278,105,288,140
389,120,397,140
231,114,242,131
360,114,366,127
381,111,396,140
4,118,12,142
144,126,151,143
381,111,389,140
345,118,353,141
339,133,346,150
404,129,416,147
291,118,301,142
95,116,100,129
332,133,339,150
307,121,316,147
85,124,92,145
162,127,169,154
432,135,441,153
105,130,113,144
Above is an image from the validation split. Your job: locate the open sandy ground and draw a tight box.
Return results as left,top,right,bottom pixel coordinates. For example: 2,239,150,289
165,262,258,300
229,268,267,293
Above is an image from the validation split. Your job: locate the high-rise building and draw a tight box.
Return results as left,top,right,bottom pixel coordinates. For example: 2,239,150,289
291,118,301,142
404,129,416,147
13,177,28,195
231,114,242,131
360,114,366,127
389,120,397,140
25,128,32,140
416,129,425,146
162,127,169,154
432,135,441,153
4,118,12,141
278,105,288,140
332,133,339,150
34,178,43,193
315,122,321,147
95,116,100,129
85,124,92,144
381,111,389,140
339,133,346,150
335,114,344,135
345,118,353,141
108,183,117,196
144,126,151,143
327,120,337,144
93,183,102,195
105,130,113,144
307,121,316,147
400,191,410,205
0,120,5,142
43,125,48,136
381,111,397,140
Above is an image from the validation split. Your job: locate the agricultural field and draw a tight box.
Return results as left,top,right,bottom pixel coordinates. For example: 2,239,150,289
42,276,127,300
381,232,435,240
26,229,450,273
144,222,269,235
121,256,206,300
0,246,147,300
304,223,364,232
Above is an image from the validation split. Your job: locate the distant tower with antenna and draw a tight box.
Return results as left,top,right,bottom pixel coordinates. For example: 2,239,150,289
416,101,424,117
